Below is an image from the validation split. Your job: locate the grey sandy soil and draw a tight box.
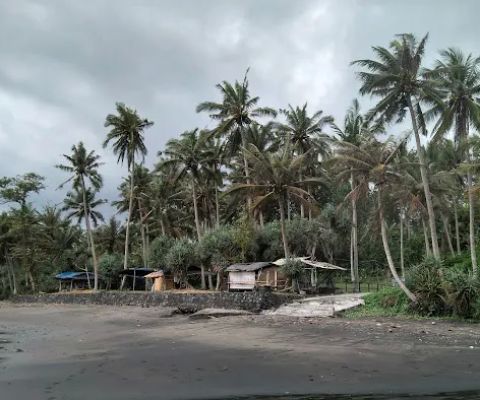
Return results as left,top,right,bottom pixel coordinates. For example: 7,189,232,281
0,303,480,400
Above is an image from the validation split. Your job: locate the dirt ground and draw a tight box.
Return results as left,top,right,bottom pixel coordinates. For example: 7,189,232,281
1,303,480,400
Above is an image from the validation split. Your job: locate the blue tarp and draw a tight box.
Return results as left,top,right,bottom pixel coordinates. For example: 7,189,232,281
55,271,94,281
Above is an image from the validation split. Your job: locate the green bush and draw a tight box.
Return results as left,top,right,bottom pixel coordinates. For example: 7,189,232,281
444,269,480,319
406,257,446,316
149,235,175,268
165,239,197,285
98,253,123,289
197,225,241,269
280,258,305,292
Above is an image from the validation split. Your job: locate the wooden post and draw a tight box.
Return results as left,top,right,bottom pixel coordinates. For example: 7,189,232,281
133,269,136,291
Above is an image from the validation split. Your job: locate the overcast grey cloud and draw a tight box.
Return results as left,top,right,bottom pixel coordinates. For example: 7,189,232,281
0,0,478,218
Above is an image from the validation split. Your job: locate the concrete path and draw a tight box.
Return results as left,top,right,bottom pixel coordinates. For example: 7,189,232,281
263,293,366,317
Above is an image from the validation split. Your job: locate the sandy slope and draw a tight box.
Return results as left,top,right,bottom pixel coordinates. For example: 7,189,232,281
0,303,480,400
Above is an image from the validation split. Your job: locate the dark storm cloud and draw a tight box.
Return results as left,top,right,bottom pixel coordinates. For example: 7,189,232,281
0,0,478,217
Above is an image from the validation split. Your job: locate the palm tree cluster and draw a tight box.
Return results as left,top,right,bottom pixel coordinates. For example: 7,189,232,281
2,33,480,301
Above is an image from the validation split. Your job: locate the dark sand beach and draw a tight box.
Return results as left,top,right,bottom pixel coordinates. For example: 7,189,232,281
1,303,480,400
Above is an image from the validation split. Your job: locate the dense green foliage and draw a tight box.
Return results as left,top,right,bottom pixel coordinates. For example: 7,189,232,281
2,32,480,315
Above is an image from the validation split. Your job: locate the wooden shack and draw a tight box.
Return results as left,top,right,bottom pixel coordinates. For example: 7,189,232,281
226,262,287,291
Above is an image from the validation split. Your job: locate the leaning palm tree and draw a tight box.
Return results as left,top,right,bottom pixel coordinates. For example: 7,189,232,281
352,33,442,260
56,142,103,290
103,103,154,270
425,48,480,275
332,99,384,292
333,137,417,302
196,70,277,209
226,144,321,258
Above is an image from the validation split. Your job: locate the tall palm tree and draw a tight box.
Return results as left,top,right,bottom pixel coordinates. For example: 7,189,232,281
162,129,210,241
333,137,417,302
103,103,154,270
332,99,384,291
113,165,153,268
196,70,277,209
161,129,211,288
56,142,103,290
226,144,320,258
275,103,333,219
62,188,105,288
352,33,442,260
425,48,480,274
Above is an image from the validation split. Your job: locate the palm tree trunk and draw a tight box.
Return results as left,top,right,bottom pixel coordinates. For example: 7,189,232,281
308,186,313,221
278,196,290,258
215,186,220,228
160,218,166,236
454,202,461,254
441,213,455,257
421,216,432,257
286,193,291,221
351,174,359,292
192,178,202,241
467,169,478,275
241,133,252,211
378,187,416,302
124,163,135,270
407,97,440,260
350,229,354,282
81,177,99,290
299,171,305,219
400,212,405,280
192,177,205,289
138,200,148,269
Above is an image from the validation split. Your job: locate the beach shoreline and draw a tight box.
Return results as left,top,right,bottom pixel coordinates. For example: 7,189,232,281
1,302,479,400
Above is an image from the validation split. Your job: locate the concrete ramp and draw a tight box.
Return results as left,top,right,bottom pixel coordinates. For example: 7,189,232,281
263,293,365,317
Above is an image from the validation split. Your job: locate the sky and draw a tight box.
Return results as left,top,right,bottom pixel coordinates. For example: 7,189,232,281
0,0,478,219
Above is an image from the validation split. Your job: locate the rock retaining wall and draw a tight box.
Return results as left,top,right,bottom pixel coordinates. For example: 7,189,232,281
10,291,297,313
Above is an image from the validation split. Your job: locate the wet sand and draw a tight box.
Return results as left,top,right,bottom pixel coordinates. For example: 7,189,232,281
1,303,480,400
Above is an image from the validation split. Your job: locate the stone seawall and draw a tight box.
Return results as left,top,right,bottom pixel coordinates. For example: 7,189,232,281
10,291,297,313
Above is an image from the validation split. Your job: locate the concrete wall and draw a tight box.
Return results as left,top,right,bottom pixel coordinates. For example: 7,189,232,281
10,291,297,313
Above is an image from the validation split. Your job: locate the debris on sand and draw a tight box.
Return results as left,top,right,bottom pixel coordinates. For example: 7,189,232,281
189,308,253,320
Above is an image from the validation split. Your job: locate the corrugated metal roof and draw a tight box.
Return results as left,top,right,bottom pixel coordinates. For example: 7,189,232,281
226,262,273,272
144,270,165,278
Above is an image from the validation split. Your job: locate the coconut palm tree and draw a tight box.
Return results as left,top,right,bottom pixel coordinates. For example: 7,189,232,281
352,33,442,260
333,137,417,302
63,188,105,226
103,103,154,270
332,99,384,292
226,144,320,258
425,48,480,274
62,188,105,288
275,104,333,219
161,129,212,288
56,142,103,290
196,70,277,209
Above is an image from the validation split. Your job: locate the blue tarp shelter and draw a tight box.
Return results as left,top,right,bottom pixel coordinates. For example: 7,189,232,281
55,271,95,291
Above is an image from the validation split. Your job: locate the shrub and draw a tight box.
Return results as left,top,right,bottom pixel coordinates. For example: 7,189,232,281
406,257,445,316
280,258,306,292
197,225,240,269
364,287,410,314
98,253,123,289
149,235,175,268
165,239,197,286
444,269,480,319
